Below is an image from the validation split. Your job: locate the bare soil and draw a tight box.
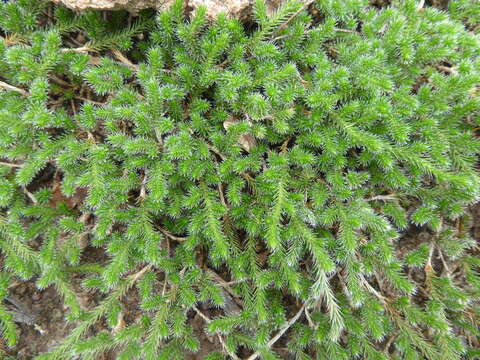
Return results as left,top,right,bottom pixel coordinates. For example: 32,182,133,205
0,0,474,359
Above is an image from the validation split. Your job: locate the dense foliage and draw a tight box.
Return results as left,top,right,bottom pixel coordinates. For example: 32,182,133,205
0,0,480,358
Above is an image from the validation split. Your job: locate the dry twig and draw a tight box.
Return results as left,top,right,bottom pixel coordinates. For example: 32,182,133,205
155,225,188,242
0,161,23,168
192,305,240,360
0,81,29,97
131,264,152,283
22,187,38,204
112,49,139,71
277,0,315,33
246,303,307,360
60,46,90,53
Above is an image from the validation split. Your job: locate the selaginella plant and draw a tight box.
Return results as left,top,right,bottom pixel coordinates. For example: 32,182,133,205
0,0,479,358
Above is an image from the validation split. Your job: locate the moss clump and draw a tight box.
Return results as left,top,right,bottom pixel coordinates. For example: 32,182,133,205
0,0,479,359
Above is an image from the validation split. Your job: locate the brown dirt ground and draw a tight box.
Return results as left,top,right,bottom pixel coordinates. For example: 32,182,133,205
0,0,474,359
6,202,477,359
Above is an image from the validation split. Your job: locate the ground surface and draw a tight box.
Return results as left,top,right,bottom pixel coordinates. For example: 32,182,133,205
4,202,478,359
2,0,476,359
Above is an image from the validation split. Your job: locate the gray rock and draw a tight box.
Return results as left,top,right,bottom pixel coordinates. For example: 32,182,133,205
52,0,305,20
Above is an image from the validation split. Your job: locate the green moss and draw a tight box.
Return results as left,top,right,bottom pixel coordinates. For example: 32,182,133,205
0,0,479,358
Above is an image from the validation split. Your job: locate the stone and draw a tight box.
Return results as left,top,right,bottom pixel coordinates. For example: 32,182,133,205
52,0,300,19
52,0,161,12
